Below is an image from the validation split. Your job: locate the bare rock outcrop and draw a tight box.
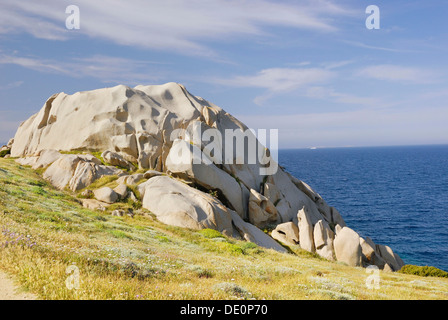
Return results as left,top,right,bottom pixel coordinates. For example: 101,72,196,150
8,83,405,269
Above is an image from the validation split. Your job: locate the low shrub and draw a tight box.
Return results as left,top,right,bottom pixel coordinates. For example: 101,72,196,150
198,228,225,239
0,149,11,157
398,265,448,278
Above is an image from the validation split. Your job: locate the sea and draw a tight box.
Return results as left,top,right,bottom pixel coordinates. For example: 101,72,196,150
279,145,448,271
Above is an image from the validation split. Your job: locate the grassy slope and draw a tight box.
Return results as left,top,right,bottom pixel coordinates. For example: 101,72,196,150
1,158,447,300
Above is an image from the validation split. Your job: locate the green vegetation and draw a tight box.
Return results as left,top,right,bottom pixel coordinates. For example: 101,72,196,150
1,158,448,300
198,228,225,239
0,149,11,157
399,265,448,278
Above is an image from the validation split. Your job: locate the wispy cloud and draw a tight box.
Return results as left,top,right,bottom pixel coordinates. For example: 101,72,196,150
356,64,439,84
215,66,377,107
0,0,354,57
0,81,24,90
216,67,335,105
235,105,448,148
343,40,417,53
305,86,379,106
0,53,164,84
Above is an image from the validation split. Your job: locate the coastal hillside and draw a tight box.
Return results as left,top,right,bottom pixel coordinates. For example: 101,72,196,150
1,158,448,300
2,83,447,300
5,83,405,271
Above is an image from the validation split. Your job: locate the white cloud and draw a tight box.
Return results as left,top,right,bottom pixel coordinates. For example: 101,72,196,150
343,40,412,53
305,86,379,106
0,55,68,74
216,67,335,104
227,68,335,91
0,81,24,90
0,0,354,57
215,66,377,106
0,53,164,84
356,64,438,84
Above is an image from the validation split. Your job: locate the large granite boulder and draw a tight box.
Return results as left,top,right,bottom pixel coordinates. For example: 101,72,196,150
10,83,250,172
8,83,404,269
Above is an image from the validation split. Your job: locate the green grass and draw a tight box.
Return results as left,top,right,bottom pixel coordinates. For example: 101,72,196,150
198,228,225,239
1,158,448,300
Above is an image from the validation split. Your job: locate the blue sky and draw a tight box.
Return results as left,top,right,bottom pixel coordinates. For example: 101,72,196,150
0,0,447,148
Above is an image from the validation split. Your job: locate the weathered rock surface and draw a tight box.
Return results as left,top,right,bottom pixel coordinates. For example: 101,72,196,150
297,207,315,253
93,187,118,204
166,139,248,218
31,149,62,169
113,184,129,200
314,219,335,261
43,154,83,190
117,173,144,185
80,198,109,211
248,188,279,229
40,153,123,192
102,150,134,169
334,227,362,267
271,222,299,246
141,175,286,252
141,175,235,233
376,244,405,271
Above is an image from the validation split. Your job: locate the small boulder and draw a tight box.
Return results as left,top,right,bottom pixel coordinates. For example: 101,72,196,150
128,190,139,202
68,161,123,192
102,150,133,169
113,184,129,200
117,173,144,185
80,189,94,198
111,209,133,217
271,222,299,246
126,173,144,185
80,199,109,211
93,187,118,204
111,209,125,217
43,154,83,190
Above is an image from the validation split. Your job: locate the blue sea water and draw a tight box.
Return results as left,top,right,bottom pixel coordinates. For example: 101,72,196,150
279,145,448,271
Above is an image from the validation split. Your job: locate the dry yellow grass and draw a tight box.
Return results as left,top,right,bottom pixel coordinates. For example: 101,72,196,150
1,158,447,300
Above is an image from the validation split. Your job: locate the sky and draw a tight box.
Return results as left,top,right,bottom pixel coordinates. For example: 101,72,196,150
0,0,447,148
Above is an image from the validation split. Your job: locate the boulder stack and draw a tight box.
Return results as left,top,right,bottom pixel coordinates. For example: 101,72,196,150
8,82,404,271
